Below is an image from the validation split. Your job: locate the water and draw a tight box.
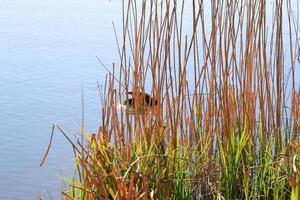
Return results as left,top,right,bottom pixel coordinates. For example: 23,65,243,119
0,0,122,199
0,0,299,199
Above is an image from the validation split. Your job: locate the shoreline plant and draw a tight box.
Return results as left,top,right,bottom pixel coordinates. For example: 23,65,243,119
42,0,300,199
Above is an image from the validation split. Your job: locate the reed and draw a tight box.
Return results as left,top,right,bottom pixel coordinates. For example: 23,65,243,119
42,0,300,199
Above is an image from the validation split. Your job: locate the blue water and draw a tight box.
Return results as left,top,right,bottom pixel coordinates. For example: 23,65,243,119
0,0,122,199
0,0,299,199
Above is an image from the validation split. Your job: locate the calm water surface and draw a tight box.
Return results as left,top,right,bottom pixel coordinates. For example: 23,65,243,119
0,0,299,199
0,0,121,199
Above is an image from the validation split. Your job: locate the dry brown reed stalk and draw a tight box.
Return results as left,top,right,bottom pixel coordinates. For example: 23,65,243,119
53,0,300,199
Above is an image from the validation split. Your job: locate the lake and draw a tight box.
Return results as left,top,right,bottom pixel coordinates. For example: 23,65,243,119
0,0,299,199
0,0,122,199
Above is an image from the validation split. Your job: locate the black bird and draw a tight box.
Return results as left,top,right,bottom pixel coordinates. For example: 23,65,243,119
121,91,157,112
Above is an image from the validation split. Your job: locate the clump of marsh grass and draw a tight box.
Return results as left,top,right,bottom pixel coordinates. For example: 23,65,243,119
41,0,300,199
